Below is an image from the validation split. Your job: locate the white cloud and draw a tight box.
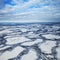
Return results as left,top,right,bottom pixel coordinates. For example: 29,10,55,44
0,0,60,22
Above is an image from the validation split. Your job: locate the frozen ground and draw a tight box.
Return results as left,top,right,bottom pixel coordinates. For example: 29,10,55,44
0,23,60,60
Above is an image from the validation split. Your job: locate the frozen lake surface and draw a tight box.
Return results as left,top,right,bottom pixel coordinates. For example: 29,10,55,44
0,22,60,60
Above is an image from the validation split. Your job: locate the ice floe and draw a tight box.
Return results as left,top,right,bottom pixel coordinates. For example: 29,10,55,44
42,34,60,39
0,46,25,60
0,29,12,35
56,46,60,59
39,41,56,53
21,49,37,60
21,39,43,46
6,36,31,45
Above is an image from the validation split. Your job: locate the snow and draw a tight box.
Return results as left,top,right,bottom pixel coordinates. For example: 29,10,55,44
42,34,60,39
21,49,37,60
27,32,39,38
0,46,11,50
0,46,25,60
56,46,60,59
39,41,56,53
0,23,60,60
6,36,31,45
21,39,43,46
0,29,12,34
20,28,28,32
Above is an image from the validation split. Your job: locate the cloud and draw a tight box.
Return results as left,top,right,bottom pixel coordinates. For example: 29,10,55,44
0,0,60,22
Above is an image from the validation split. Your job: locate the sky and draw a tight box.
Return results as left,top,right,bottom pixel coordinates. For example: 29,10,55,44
0,0,60,22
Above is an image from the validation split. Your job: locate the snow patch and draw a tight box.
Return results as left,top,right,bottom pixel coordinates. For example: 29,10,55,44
6,36,31,45
42,34,60,39
21,49,37,60
21,39,43,46
0,46,25,60
39,41,56,53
